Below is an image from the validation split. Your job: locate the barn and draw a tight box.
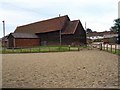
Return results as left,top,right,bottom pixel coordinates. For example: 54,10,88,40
7,15,86,48
8,33,40,48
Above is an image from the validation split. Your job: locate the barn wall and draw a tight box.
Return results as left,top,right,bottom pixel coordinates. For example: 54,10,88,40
8,35,14,48
62,22,86,46
15,38,40,48
62,35,76,45
37,31,61,46
103,37,117,44
74,22,86,45
37,24,86,46
2,39,8,47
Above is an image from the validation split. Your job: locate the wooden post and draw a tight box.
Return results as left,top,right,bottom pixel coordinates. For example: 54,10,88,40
59,14,62,46
12,47,14,53
59,46,61,51
69,45,70,51
2,21,5,52
100,44,102,50
30,48,31,53
21,47,22,53
107,44,108,51
105,44,106,50
103,44,104,50
13,38,16,48
104,44,105,50
39,47,40,52
78,46,80,51
102,44,103,50
111,44,112,52
49,47,50,52
115,44,117,53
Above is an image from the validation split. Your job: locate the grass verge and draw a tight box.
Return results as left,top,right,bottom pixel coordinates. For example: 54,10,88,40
1,46,86,54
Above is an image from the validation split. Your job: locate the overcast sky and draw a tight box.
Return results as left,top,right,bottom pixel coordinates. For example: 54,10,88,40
0,0,119,38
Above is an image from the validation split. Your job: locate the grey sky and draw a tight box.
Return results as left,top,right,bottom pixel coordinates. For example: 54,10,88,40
119,1,120,18
0,0,119,38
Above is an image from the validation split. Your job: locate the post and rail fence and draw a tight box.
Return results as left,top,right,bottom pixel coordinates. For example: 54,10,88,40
92,43,120,54
1,44,120,54
1,45,88,54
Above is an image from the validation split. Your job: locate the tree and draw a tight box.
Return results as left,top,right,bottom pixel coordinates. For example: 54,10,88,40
110,18,120,44
110,18,120,33
86,28,92,33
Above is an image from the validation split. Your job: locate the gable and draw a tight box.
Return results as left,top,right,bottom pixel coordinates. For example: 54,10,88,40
74,20,85,35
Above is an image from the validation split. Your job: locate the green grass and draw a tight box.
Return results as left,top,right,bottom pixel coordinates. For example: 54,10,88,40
102,48,120,55
1,46,85,54
111,49,120,55
1,45,119,54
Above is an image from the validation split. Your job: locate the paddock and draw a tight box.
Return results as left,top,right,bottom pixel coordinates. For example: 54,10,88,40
2,50,118,88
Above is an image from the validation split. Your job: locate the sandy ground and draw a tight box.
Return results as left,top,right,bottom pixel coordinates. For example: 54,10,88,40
2,49,118,88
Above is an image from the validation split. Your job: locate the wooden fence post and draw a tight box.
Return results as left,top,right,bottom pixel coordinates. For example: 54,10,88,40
78,46,80,51
21,47,22,53
102,44,103,50
49,47,50,52
100,44,102,50
111,44,112,52
69,45,70,51
30,47,31,53
104,44,105,50
12,47,14,53
115,44,116,53
107,44,108,51
103,44,104,50
59,46,61,51
39,47,40,52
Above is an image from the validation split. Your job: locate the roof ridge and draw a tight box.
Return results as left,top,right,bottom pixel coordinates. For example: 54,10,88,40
18,15,69,27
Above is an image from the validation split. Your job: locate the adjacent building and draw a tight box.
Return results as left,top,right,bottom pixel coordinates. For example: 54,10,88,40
87,31,118,44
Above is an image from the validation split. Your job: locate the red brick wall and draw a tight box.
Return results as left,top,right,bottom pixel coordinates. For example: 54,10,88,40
15,38,40,48
103,38,109,44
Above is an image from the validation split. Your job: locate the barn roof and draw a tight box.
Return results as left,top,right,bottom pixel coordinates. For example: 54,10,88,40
14,15,70,34
2,34,10,41
62,20,79,34
14,15,83,35
9,33,39,39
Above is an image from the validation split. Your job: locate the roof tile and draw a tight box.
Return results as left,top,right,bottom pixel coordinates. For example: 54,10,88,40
14,15,69,34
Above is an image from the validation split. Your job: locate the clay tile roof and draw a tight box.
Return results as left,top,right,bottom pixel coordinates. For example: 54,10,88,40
10,33,39,39
14,15,69,34
62,20,79,34
102,31,117,35
2,34,10,41
88,31,118,37
88,32,102,36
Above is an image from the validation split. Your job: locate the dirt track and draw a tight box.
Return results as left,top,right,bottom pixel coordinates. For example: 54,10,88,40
2,50,118,88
